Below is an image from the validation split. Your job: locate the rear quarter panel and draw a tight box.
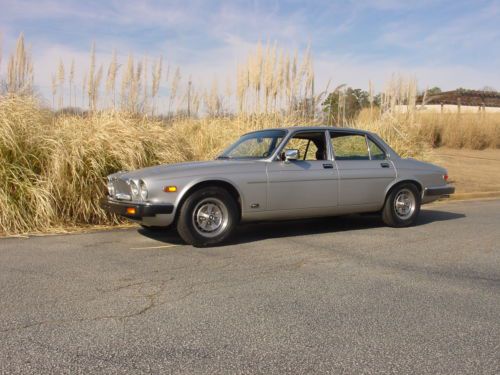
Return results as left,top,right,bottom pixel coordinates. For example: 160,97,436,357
390,158,448,203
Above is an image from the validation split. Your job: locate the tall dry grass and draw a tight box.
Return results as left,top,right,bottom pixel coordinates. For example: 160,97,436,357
4,33,34,96
0,34,319,117
1,94,499,234
416,112,500,149
0,96,168,233
0,95,308,234
353,108,426,158
354,108,500,156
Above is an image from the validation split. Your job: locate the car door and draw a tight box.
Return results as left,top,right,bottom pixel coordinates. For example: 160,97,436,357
330,131,396,206
267,131,339,210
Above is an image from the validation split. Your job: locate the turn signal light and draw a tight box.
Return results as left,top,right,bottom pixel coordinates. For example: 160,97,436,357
126,207,136,215
443,174,448,181
164,186,177,193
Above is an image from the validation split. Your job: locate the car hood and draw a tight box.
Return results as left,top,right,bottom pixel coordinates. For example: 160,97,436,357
110,159,265,180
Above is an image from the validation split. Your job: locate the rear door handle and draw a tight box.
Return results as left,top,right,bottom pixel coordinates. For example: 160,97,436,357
323,163,334,169
380,162,390,168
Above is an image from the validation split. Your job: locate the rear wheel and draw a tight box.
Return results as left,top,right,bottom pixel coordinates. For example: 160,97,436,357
382,183,421,227
176,186,238,247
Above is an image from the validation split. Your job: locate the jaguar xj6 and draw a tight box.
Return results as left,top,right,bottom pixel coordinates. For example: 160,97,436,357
101,127,454,246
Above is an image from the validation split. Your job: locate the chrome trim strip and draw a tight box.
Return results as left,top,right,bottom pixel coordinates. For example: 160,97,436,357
115,193,132,201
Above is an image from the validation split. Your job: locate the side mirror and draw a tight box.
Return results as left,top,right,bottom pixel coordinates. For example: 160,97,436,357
284,149,299,163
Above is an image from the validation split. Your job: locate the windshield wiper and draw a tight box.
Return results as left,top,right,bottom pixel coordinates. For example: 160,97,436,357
216,155,231,160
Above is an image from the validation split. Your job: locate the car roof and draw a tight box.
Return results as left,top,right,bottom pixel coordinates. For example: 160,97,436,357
238,125,400,160
244,126,372,136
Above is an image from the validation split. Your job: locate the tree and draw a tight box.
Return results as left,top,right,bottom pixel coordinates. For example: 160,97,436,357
427,86,442,95
322,87,370,125
481,86,497,92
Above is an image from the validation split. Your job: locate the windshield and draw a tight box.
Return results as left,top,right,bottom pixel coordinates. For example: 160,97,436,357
218,130,287,160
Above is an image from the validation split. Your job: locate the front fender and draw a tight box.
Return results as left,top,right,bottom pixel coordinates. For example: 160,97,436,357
173,176,245,216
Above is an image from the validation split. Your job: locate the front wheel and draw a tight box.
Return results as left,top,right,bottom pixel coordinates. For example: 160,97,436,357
382,183,421,227
176,187,239,247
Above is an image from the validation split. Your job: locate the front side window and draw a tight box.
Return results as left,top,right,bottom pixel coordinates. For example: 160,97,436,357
281,132,327,161
219,130,286,159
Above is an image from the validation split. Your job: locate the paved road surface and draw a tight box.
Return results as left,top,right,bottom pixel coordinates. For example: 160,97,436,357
1,199,499,374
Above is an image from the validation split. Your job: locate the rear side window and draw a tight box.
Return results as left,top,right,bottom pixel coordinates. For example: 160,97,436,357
330,133,369,160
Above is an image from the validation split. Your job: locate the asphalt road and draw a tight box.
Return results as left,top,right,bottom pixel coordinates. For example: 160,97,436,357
1,199,499,374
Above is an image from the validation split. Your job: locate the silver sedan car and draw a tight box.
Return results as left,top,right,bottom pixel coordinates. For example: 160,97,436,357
101,126,454,246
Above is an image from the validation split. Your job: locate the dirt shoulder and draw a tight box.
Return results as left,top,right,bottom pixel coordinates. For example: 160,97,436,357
428,147,500,199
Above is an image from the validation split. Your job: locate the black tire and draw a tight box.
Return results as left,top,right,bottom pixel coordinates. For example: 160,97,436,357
176,186,239,247
382,183,421,227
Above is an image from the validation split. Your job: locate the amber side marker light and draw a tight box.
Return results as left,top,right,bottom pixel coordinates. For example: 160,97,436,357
126,207,137,215
164,186,177,193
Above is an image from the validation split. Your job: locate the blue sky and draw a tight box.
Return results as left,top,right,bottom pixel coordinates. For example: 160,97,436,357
1,0,499,98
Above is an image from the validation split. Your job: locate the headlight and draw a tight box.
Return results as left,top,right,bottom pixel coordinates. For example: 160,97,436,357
107,179,115,197
129,180,139,199
139,179,148,200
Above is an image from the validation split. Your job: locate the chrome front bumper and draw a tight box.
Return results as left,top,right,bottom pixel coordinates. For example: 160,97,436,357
100,197,174,219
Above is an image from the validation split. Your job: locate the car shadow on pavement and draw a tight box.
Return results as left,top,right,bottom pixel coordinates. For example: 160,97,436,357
227,209,465,245
137,227,185,245
137,208,465,247
417,209,466,225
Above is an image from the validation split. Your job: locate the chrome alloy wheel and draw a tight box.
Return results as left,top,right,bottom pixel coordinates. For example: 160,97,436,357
192,197,229,238
394,188,416,220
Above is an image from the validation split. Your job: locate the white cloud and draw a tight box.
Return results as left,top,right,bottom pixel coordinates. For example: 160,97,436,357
1,0,499,106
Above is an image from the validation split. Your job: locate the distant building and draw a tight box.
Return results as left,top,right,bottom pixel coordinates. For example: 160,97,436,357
416,89,500,113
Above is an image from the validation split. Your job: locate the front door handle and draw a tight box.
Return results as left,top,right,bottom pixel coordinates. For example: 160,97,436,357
380,162,390,168
323,163,334,169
